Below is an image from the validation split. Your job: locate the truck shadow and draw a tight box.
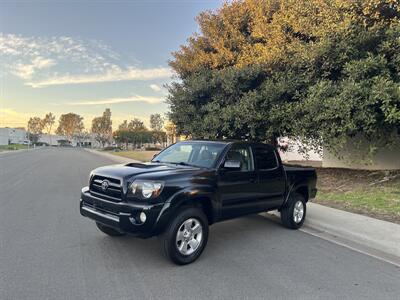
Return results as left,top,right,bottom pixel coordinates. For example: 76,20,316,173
105,213,290,267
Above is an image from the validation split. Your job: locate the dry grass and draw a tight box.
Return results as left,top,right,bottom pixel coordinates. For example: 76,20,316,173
314,168,400,224
107,150,159,162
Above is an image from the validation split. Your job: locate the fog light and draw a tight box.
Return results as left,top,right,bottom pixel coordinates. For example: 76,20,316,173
139,212,147,223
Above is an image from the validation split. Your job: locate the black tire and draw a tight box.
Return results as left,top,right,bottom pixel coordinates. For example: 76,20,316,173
281,193,306,229
96,222,126,236
160,207,209,265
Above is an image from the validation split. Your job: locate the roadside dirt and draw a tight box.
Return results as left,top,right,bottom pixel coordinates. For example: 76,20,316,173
286,161,400,224
314,168,400,224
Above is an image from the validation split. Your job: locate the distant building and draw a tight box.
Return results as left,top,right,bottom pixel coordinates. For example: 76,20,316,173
322,135,400,170
0,127,102,148
0,128,28,145
39,134,67,146
39,133,101,148
278,138,321,162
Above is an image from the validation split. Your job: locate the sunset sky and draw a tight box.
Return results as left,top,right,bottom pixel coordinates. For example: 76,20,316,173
0,0,221,130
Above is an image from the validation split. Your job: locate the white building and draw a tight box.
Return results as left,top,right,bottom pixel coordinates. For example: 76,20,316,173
322,135,400,170
278,138,321,162
39,134,69,146
39,133,102,148
0,128,28,145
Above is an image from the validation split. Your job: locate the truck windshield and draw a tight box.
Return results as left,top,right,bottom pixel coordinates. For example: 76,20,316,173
152,142,226,168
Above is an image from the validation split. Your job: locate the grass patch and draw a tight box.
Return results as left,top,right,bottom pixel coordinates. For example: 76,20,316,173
107,150,159,162
0,144,28,151
314,168,400,224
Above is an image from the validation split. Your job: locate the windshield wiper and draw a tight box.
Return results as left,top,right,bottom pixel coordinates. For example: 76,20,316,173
176,162,194,166
154,161,200,167
166,161,198,167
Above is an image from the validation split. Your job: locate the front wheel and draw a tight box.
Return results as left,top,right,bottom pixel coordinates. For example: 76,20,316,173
160,207,209,265
280,193,306,229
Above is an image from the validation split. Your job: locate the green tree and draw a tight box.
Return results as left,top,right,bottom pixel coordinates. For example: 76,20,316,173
27,116,44,144
168,0,400,155
114,129,153,149
149,113,164,131
114,119,152,149
56,113,84,142
151,130,167,146
128,118,146,131
113,129,130,149
41,112,56,145
91,108,113,147
118,120,129,131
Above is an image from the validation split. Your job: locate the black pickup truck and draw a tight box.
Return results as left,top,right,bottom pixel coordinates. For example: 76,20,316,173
80,140,317,264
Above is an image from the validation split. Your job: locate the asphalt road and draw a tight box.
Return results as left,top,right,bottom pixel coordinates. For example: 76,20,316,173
1,148,399,300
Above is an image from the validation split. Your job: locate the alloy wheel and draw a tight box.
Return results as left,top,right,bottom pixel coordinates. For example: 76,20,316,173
293,200,304,223
176,218,203,256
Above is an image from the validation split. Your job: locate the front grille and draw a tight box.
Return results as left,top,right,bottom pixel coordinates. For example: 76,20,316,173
90,175,122,202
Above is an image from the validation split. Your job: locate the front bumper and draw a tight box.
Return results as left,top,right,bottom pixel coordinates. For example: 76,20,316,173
80,187,166,238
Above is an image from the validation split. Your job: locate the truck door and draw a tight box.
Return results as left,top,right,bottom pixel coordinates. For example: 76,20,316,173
252,145,286,209
218,144,261,219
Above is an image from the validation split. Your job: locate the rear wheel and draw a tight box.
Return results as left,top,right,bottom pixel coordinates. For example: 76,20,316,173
160,207,209,265
281,193,306,229
96,222,126,236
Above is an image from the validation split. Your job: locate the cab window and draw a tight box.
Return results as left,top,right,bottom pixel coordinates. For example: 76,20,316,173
253,146,278,170
225,145,254,171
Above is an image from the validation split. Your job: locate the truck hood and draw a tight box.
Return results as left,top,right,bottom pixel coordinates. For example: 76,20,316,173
92,162,200,181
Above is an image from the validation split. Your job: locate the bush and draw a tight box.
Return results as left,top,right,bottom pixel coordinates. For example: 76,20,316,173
102,146,122,151
145,146,162,151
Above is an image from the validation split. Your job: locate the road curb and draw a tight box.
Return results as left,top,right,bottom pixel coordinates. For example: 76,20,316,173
0,146,45,155
267,202,400,266
84,148,140,164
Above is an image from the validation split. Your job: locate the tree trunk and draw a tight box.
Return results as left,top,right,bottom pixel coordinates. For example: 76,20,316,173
269,136,279,149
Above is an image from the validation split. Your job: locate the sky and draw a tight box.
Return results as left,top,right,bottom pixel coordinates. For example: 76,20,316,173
0,0,222,130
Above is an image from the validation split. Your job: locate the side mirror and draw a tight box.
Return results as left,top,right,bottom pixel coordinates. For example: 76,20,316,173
223,160,241,170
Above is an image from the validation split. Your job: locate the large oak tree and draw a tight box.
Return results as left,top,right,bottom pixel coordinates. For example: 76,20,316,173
167,0,400,154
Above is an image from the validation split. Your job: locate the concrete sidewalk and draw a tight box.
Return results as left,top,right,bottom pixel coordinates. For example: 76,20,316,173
268,203,400,266
306,203,400,257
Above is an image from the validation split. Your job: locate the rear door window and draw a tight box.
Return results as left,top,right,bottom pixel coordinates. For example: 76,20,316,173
253,146,278,170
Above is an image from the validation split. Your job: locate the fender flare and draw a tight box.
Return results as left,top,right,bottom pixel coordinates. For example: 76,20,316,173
281,181,309,209
152,187,217,234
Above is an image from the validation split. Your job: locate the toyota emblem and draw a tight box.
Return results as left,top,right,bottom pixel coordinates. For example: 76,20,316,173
101,180,109,191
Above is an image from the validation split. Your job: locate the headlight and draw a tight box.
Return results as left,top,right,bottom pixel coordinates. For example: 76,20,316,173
130,181,163,199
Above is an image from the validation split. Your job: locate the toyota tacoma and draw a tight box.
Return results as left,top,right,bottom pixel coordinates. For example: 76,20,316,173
80,140,317,265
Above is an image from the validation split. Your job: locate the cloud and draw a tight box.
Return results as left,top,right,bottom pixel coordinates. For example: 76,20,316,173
149,84,162,92
27,66,172,88
0,33,172,87
65,95,164,106
0,108,31,127
12,57,56,80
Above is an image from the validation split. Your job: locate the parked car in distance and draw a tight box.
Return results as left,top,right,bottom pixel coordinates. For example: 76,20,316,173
80,140,317,264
